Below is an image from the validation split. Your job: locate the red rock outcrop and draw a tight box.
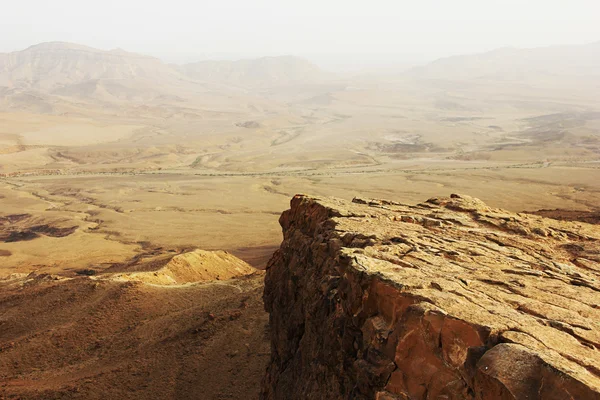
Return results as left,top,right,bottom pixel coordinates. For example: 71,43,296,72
262,194,600,399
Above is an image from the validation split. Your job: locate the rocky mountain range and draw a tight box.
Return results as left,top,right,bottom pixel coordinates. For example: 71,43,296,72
3,40,599,109
0,42,325,92
407,41,600,84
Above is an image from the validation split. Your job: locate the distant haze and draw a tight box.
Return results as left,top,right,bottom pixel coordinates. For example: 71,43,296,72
1,0,599,71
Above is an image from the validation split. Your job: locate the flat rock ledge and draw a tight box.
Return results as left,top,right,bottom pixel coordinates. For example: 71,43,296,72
262,194,600,400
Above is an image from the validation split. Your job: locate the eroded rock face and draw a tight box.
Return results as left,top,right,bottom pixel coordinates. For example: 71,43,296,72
262,194,600,400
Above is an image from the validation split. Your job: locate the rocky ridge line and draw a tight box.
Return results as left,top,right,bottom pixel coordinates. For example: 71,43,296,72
262,194,600,399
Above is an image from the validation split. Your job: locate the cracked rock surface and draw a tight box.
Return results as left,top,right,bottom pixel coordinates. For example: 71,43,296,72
262,194,600,400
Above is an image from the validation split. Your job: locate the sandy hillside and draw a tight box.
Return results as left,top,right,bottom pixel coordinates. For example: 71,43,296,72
0,272,269,400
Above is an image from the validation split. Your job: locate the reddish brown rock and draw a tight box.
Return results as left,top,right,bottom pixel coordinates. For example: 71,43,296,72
262,194,600,400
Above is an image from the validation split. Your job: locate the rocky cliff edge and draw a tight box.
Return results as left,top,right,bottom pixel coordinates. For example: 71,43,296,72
262,194,600,399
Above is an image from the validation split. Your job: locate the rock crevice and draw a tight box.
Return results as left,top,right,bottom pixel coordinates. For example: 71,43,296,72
262,194,600,399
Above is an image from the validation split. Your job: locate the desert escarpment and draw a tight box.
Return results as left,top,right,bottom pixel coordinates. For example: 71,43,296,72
262,194,600,399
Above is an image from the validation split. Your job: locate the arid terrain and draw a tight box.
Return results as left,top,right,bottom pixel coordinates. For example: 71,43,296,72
1,41,600,398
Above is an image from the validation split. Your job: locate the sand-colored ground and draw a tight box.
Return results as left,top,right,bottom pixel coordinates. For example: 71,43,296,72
2,162,599,277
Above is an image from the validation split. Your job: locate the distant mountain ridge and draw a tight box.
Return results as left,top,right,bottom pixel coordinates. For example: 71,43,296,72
0,42,327,92
1,40,599,112
0,42,180,90
406,41,600,82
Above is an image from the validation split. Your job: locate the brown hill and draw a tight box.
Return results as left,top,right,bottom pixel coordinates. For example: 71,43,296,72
111,249,256,285
0,256,268,399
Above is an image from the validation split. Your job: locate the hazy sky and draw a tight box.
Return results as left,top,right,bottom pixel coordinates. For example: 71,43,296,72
1,0,599,70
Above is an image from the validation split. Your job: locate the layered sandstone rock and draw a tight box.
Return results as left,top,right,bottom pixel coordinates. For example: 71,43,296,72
262,194,600,399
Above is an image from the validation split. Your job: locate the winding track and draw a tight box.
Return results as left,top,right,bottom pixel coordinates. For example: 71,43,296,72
3,160,588,180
